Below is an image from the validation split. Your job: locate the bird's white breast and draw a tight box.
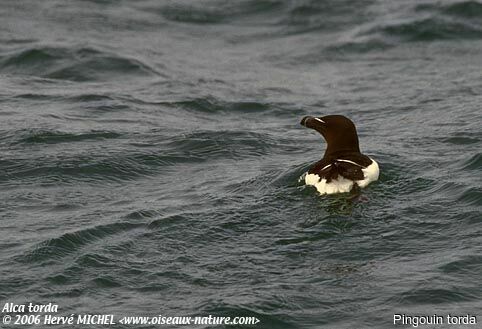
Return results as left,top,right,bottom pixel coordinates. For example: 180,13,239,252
304,158,379,195
358,158,379,188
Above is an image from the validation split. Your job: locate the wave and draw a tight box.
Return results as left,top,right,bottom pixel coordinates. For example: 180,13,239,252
158,97,271,114
152,0,282,25
367,17,482,42
456,187,482,206
461,153,482,170
19,213,188,264
156,0,376,40
0,46,158,82
276,0,374,35
416,1,482,19
166,130,277,159
1,153,189,184
1,129,288,184
308,0,482,56
155,97,307,118
396,287,479,304
357,1,482,46
15,129,122,145
439,254,482,274
146,0,482,48
58,93,131,114
223,162,309,195
323,38,392,56
329,15,482,56
443,133,480,146
20,221,144,262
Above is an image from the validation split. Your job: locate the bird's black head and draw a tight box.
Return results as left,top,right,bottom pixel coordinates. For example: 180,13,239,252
300,115,360,156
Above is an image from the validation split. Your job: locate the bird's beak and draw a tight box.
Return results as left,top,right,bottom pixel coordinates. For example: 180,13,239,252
300,116,324,130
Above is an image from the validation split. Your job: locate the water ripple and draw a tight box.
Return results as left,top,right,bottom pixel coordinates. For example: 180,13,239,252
20,221,144,262
0,46,159,82
15,129,122,145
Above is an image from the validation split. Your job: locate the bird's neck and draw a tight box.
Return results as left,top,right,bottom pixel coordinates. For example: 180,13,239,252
324,146,361,160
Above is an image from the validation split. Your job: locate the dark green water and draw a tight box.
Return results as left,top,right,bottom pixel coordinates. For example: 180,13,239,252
1,0,481,328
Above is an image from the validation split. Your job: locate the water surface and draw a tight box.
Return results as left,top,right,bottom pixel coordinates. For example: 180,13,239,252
1,0,481,328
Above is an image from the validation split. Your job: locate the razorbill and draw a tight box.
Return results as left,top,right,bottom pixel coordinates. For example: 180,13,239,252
300,115,379,195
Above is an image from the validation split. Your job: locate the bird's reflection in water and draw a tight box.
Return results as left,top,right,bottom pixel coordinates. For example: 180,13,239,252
300,187,366,231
